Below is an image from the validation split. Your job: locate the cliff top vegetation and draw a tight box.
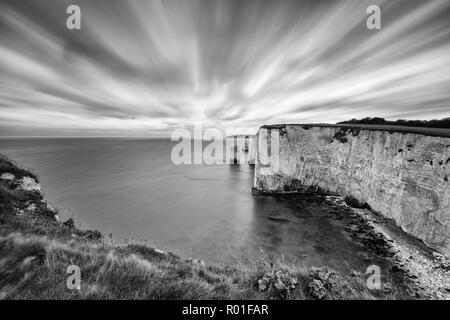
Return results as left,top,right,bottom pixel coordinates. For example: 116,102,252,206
338,117,450,129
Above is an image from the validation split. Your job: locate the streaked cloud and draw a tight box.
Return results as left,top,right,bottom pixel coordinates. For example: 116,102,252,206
0,0,449,136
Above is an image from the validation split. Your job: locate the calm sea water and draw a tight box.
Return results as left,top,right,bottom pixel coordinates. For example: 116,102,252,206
0,138,376,273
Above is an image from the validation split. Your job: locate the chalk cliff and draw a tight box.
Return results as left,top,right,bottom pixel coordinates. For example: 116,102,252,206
253,124,450,255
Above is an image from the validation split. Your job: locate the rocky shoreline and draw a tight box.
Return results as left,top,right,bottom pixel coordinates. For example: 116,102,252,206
325,195,450,299
256,193,450,299
352,203,450,299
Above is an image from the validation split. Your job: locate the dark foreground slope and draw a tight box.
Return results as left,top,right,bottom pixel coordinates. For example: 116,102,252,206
0,155,407,300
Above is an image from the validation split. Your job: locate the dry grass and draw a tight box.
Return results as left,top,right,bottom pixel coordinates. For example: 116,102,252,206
0,233,391,300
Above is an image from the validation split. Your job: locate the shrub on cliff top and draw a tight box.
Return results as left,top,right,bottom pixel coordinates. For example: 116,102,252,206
338,117,450,129
0,156,38,181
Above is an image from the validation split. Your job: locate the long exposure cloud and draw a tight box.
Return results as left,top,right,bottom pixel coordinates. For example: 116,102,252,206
0,0,449,136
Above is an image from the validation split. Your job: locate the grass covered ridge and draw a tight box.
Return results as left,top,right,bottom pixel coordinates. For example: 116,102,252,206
0,155,404,299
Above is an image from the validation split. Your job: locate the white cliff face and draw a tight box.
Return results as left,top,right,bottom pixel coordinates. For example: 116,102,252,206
254,124,450,255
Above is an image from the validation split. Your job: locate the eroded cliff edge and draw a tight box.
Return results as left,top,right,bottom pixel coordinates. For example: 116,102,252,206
253,124,450,255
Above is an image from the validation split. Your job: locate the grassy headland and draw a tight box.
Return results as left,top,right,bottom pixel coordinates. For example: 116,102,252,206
0,155,404,300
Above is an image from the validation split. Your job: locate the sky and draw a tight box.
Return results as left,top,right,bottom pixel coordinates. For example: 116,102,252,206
0,0,449,137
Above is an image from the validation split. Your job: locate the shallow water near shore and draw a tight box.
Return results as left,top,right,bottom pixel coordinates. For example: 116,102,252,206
0,138,394,275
